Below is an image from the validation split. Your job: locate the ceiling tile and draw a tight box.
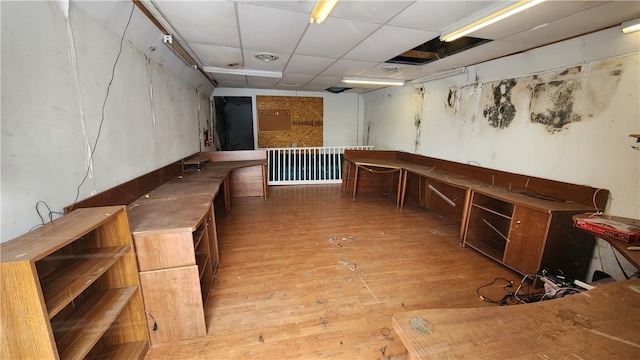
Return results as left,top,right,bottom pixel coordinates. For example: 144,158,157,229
237,3,310,53
321,59,381,77
308,75,344,87
212,74,248,88
500,1,640,46
343,25,440,62
295,17,380,58
152,1,239,47
279,73,316,86
189,43,243,67
331,0,413,23
247,77,280,88
470,1,606,40
285,55,337,75
389,1,501,32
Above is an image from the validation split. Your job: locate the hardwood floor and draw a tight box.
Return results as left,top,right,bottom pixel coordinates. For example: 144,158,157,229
144,184,520,359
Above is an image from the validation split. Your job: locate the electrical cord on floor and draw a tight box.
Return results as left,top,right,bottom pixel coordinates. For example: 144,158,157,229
476,274,567,305
476,277,514,305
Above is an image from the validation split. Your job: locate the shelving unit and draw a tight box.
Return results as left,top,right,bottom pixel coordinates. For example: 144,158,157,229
464,189,596,280
0,206,148,360
465,192,513,262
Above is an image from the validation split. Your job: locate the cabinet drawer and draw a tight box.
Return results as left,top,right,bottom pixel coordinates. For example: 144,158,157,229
133,231,196,271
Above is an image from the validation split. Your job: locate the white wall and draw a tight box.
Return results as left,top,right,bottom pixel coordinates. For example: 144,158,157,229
1,1,214,242
363,27,640,280
211,88,362,148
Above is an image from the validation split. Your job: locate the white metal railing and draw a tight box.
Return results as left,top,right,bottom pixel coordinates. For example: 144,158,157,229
267,146,374,185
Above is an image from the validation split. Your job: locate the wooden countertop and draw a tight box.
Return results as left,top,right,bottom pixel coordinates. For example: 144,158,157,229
345,157,594,213
392,279,640,359
146,173,225,197
126,157,267,234
127,194,213,234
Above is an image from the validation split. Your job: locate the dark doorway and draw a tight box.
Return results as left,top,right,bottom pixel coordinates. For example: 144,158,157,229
214,96,255,150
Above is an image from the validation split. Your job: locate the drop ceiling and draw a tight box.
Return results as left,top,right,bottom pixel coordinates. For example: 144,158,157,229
137,0,638,93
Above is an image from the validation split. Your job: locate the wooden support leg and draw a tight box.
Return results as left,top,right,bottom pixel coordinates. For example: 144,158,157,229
396,169,403,208
424,180,430,210
400,170,409,209
224,176,231,215
342,160,351,193
352,165,360,201
459,189,471,245
262,163,268,203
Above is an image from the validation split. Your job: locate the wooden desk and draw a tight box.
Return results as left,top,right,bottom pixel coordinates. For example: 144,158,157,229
207,158,269,204
352,159,404,207
573,214,640,270
392,279,640,359
344,151,600,280
123,152,268,346
127,194,218,346
206,155,268,201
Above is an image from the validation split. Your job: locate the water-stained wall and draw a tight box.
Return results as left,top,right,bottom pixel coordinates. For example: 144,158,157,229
364,27,639,279
1,2,214,241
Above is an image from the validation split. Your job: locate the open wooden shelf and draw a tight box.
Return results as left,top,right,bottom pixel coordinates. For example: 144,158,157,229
53,287,137,360
1,206,148,360
40,245,130,318
90,340,149,359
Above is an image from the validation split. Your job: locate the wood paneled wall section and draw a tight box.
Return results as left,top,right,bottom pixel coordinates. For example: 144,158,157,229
256,96,323,148
64,160,183,213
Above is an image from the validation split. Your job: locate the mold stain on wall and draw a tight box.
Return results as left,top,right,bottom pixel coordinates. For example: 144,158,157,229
581,60,625,119
483,79,518,129
415,91,424,152
445,83,480,121
528,66,582,133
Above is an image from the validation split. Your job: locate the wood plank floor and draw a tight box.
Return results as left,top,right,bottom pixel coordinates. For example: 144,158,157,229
144,184,520,359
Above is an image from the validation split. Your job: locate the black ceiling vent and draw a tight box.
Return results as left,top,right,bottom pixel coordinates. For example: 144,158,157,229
325,86,352,94
388,36,491,66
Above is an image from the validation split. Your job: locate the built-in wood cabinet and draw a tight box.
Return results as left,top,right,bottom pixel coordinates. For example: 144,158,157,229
464,189,596,281
127,194,218,346
0,206,148,359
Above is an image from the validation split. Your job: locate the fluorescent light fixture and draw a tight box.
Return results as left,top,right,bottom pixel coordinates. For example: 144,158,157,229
310,0,339,24
163,34,198,68
203,66,282,78
440,0,546,42
621,18,640,34
411,68,467,84
342,77,405,86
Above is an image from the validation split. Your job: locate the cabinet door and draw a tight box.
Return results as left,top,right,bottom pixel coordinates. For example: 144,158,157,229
139,266,206,345
504,206,550,275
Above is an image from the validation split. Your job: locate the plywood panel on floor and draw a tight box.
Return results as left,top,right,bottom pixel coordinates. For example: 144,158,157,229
144,185,519,359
